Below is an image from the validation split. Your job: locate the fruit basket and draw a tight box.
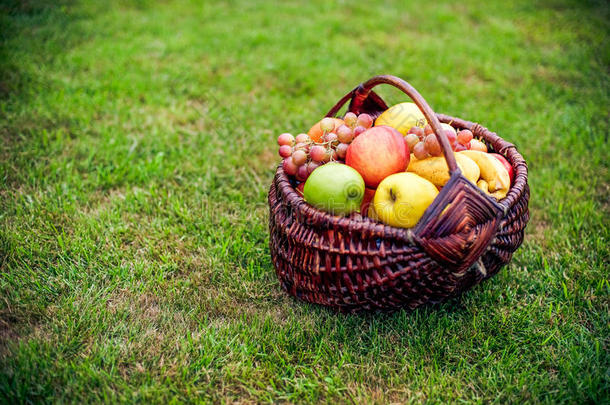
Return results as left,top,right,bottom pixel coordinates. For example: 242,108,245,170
268,75,529,313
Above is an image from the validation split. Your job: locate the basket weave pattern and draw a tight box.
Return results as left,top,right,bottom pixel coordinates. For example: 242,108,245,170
268,76,529,312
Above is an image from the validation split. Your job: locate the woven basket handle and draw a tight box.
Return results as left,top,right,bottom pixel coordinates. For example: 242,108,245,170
326,75,459,174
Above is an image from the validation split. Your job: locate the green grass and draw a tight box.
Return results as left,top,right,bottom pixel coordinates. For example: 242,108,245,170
0,0,608,403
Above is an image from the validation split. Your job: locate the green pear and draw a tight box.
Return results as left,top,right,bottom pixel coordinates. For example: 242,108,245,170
303,163,365,216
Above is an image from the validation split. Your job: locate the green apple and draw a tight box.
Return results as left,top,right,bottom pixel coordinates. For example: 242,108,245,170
303,163,365,216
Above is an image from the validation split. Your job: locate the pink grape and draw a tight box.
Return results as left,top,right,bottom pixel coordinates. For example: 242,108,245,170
321,148,332,162
424,124,434,136
336,125,354,143
444,129,457,145
357,113,373,128
282,158,298,176
292,149,307,166
405,133,420,150
307,161,321,174
457,129,473,145
413,142,428,160
353,126,366,137
408,126,425,139
295,133,310,144
320,117,335,132
278,145,292,158
335,143,349,159
296,165,309,181
344,112,357,128
310,145,327,162
470,139,487,152
277,133,294,146
424,134,442,156
324,132,338,143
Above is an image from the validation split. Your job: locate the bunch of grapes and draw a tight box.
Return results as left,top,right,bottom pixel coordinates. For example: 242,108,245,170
276,112,374,181
404,124,475,160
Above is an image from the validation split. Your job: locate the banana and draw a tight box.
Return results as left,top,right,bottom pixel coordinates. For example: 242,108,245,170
476,179,508,200
407,153,480,187
460,150,510,200
477,179,490,194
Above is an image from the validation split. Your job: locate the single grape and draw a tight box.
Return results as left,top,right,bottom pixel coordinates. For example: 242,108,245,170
457,129,473,145
444,129,457,145
335,143,349,159
357,113,373,129
343,112,357,128
470,139,487,152
277,133,295,146
353,125,366,137
295,133,310,144
296,165,309,182
336,125,354,144
424,124,434,136
424,134,442,156
278,145,292,158
307,161,321,174
408,126,425,139
320,117,335,132
310,145,327,162
321,148,332,162
413,141,428,160
405,133,420,150
282,158,298,176
324,132,338,144
292,149,308,166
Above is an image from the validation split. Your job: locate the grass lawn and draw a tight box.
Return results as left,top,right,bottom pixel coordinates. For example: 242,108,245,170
1,0,608,403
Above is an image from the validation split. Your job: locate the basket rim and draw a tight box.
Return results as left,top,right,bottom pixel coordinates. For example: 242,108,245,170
273,113,528,239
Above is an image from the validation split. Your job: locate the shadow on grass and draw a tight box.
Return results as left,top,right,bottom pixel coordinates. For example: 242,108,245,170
0,0,84,99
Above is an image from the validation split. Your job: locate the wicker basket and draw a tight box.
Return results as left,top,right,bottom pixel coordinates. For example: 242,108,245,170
268,75,529,313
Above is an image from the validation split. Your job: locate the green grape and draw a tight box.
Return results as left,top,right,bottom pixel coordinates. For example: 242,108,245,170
320,117,335,132
343,112,357,128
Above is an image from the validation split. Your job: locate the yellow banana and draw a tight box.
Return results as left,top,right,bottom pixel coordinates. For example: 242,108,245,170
407,153,480,187
461,150,510,200
477,179,508,200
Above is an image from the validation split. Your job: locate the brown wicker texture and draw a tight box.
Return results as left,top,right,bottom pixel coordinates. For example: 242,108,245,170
268,75,529,313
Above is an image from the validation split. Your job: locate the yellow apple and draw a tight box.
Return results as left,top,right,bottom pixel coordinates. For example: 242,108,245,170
373,172,438,228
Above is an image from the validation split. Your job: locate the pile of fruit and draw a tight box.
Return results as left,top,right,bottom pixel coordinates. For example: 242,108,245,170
276,102,514,229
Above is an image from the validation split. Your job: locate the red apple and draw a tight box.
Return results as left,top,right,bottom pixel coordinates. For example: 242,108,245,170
490,153,514,185
360,187,376,215
346,126,409,188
